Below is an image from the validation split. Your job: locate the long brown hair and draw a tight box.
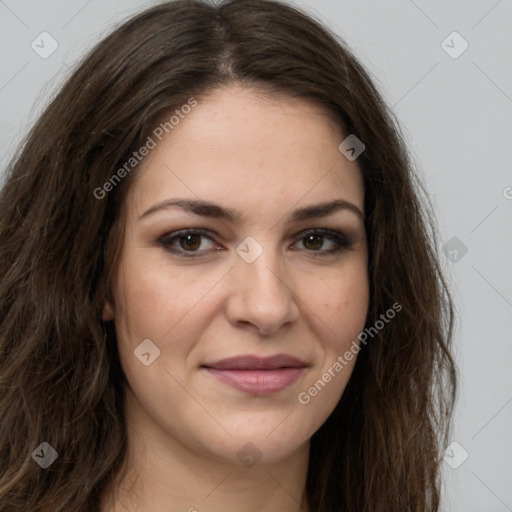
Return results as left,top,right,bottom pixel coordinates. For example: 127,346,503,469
0,1,457,510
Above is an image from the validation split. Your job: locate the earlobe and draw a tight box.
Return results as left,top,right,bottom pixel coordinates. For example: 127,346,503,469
102,300,115,321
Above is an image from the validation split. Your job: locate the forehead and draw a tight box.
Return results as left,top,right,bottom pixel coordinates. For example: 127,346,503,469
126,85,364,221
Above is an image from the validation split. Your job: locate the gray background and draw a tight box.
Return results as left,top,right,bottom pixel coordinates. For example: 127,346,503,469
1,1,511,510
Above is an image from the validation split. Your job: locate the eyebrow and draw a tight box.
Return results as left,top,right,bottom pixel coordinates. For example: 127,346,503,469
139,198,364,223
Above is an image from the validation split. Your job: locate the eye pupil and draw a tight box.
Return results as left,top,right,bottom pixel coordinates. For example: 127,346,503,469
304,234,323,250
180,234,201,251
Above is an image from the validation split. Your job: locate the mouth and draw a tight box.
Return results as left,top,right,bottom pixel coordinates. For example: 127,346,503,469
201,354,308,395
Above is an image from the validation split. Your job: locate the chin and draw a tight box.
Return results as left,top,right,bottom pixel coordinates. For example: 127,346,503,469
198,421,309,466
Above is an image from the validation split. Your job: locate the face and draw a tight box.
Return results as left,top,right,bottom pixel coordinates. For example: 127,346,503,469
103,84,369,465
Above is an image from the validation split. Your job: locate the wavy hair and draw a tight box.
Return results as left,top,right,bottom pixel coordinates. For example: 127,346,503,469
0,0,457,510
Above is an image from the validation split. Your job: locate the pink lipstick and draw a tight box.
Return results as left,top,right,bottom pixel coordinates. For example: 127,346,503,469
201,354,307,395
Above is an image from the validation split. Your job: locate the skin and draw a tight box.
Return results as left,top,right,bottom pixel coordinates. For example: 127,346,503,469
100,84,369,512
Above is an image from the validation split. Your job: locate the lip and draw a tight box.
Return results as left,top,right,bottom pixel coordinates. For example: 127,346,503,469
203,367,306,394
202,354,308,370
201,354,308,395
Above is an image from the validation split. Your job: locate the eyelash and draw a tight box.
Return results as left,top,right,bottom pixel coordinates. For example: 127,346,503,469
158,228,352,259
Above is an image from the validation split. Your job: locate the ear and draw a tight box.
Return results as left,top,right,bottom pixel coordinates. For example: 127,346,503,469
102,299,115,321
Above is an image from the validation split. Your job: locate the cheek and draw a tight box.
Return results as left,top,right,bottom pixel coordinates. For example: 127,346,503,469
296,269,368,423
306,263,368,378
113,250,218,342
314,265,369,342
111,251,232,393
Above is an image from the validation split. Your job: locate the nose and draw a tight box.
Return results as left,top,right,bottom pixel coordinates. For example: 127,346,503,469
225,244,300,336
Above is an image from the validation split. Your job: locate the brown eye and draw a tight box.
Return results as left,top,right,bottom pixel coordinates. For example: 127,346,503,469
294,229,352,256
179,234,202,251
302,234,323,251
159,229,217,258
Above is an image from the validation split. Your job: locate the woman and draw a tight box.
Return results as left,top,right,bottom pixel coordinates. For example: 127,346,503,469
0,0,457,510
